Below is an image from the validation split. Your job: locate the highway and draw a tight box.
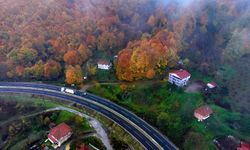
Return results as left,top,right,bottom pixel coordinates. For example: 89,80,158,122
0,82,178,150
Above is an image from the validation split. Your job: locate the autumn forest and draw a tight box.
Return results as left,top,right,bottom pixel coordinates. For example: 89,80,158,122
0,0,249,83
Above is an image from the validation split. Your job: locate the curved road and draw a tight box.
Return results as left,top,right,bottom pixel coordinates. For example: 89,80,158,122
0,82,177,150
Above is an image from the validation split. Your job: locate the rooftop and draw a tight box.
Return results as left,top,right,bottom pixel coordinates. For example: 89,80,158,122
194,105,213,117
79,145,90,150
48,122,72,142
97,59,111,65
170,69,191,79
237,141,250,150
207,82,217,88
214,135,240,150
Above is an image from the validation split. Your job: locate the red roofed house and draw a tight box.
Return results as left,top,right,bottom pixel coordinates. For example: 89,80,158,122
168,69,191,87
79,145,90,150
194,105,213,121
97,59,112,70
207,82,217,89
48,122,72,147
237,142,250,150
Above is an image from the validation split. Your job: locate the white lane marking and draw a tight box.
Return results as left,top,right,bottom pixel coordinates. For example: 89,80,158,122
142,124,152,132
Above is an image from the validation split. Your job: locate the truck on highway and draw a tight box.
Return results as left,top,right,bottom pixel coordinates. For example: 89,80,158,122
61,87,75,94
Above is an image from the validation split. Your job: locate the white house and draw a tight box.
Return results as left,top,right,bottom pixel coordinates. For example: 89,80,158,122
48,122,72,148
194,105,213,121
168,69,191,87
207,82,217,89
97,60,112,70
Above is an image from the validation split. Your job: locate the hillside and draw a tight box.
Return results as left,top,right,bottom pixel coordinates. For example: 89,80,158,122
0,0,249,79
0,0,250,148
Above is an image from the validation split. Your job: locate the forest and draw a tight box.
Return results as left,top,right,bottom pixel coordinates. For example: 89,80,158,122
0,0,249,83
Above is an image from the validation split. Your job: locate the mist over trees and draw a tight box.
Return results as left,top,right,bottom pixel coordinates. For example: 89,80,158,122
0,0,249,82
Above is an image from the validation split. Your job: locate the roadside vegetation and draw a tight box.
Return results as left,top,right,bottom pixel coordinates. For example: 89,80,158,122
0,94,57,122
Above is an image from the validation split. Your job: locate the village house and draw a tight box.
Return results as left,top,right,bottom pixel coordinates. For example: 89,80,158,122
79,145,90,150
168,69,191,87
48,122,72,148
214,135,241,150
207,81,217,89
97,59,112,70
194,105,213,121
237,141,250,150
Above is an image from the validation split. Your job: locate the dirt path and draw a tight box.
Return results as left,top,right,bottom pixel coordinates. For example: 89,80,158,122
185,81,204,93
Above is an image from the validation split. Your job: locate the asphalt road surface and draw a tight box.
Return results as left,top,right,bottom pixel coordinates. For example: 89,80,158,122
0,82,177,150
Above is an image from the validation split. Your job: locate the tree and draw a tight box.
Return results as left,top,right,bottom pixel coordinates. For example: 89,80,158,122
146,69,156,79
183,58,190,68
183,132,207,150
15,65,25,77
97,31,124,52
116,30,179,81
223,28,250,62
77,44,91,63
147,15,157,27
0,63,8,80
43,117,51,125
65,65,83,85
31,60,44,79
87,63,97,76
64,50,81,65
157,112,184,143
23,67,33,79
8,125,16,137
157,112,170,131
44,60,61,79
8,48,38,65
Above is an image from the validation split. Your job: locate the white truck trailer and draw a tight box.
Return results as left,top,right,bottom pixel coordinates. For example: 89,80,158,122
61,87,75,94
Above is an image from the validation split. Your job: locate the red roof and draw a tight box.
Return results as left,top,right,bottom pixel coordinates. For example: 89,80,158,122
97,59,110,65
170,69,191,79
194,105,213,117
237,142,250,150
79,145,90,150
207,82,217,87
48,122,72,143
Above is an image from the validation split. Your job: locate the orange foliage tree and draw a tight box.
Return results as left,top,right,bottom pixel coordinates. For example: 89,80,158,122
116,30,179,81
44,60,61,79
64,50,81,65
65,65,83,85
77,44,92,63
146,69,156,79
15,65,25,77
97,31,124,51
